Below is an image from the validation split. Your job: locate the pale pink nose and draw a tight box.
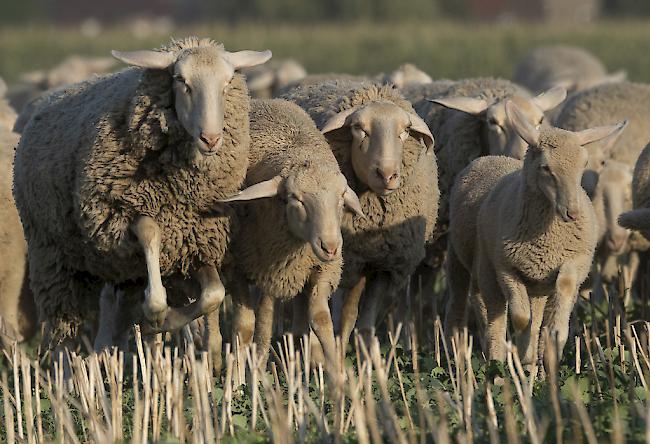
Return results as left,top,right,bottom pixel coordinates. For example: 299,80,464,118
200,133,222,149
375,167,400,188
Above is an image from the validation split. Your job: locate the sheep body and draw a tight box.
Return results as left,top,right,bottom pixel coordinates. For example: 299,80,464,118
13,38,251,342
556,82,650,166
0,127,37,345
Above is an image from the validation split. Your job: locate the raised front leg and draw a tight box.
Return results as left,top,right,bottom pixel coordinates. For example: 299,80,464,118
339,276,366,351
131,216,168,328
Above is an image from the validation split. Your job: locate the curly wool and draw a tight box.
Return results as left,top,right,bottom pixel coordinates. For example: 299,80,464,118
557,82,650,166
13,41,250,339
231,99,343,299
283,81,439,290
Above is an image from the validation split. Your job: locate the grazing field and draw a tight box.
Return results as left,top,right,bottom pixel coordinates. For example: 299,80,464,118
3,20,650,443
2,21,650,84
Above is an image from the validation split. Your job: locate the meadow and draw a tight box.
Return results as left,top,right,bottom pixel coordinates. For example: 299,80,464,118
2,20,650,443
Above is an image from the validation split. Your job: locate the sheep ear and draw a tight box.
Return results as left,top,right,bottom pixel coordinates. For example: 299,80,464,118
603,70,627,84
321,107,359,135
533,86,567,111
618,208,650,231
574,120,627,148
343,185,365,219
428,97,489,116
505,100,540,148
408,112,435,153
224,50,272,70
111,50,175,70
218,176,282,202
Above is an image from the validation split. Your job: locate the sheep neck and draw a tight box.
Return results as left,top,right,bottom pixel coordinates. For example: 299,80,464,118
516,173,557,237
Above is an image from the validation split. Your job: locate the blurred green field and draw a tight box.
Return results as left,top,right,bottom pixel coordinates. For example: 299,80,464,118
1,20,650,84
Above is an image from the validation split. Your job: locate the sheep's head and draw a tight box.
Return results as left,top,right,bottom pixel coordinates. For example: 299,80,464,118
580,120,627,198
506,100,626,223
219,167,364,262
431,86,566,160
112,40,271,156
321,101,433,196
597,162,633,253
385,64,432,89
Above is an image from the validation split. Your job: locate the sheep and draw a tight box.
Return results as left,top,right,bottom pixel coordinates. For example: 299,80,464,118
8,55,118,113
0,126,37,348
281,80,438,347
446,100,624,365
619,143,650,241
382,63,433,89
241,59,307,98
12,37,272,351
556,82,650,167
514,45,626,95
0,78,17,130
216,99,363,369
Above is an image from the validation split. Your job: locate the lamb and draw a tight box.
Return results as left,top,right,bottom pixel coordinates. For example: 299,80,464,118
12,37,272,350
446,100,624,365
556,82,650,167
281,80,438,347
241,59,307,98
0,126,37,348
219,99,363,368
514,45,626,95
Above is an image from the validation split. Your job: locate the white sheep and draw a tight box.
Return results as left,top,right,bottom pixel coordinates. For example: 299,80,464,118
514,45,626,95
13,37,271,351
446,100,624,364
219,99,363,369
242,59,307,98
282,80,438,347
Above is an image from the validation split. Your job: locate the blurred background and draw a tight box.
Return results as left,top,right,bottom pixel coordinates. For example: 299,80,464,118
0,0,648,84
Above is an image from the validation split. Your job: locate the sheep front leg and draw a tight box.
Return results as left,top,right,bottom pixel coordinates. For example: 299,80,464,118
254,293,275,370
132,216,168,328
444,245,471,336
541,259,583,364
496,268,531,362
339,276,366,351
357,273,392,345
476,257,508,361
308,275,338,372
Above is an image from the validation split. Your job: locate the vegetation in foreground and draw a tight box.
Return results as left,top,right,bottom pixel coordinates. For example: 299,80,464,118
0,272,649,443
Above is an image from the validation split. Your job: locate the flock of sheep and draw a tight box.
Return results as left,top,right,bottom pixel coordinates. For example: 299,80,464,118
1,37,648,374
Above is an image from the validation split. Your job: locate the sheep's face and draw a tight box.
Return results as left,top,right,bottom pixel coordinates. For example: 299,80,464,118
385,64,432,89
598,163,633,253
321,101,433,196
111,42,271,156
530,134,589,222
432,86,566,160
505,100,626,223
284,171,363,262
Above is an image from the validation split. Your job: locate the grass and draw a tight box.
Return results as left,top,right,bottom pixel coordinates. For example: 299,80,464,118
1,272,649,443
2,20,650,84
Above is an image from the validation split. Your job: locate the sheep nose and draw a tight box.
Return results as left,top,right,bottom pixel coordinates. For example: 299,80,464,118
375,167,400,188
200,132,223,149
319,238,339,258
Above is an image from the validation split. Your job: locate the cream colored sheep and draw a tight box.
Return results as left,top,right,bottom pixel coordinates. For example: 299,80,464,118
447,101,624,365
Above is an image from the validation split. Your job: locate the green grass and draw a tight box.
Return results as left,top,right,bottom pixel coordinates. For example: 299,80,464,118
2,20,650,84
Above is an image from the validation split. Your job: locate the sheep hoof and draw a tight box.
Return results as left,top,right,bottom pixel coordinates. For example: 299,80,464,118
142,286,169,328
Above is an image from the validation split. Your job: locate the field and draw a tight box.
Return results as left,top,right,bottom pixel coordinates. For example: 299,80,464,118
2,20,650,443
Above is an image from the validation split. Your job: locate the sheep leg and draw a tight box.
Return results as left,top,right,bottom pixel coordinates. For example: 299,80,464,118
131,216,168,328
444,244,471,336
194,265,225,366
94,283,120,352
357,273,392,346
291,292,325,364
204,310,222,375
254,293,275,369
518,295,548,366
496,269,531,361
308,276,338,372
339,276,366,351
541,260,581,364
477,257,508,361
